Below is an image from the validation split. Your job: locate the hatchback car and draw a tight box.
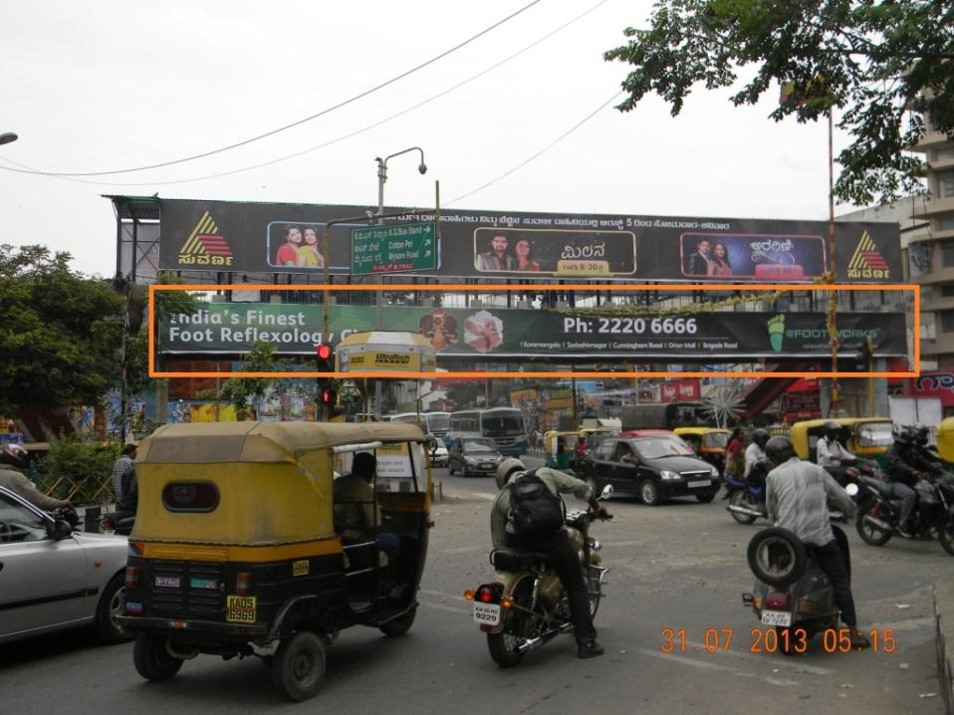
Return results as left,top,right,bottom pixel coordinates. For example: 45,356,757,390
0,486,130,645
447,436,503,477
575,432,720,505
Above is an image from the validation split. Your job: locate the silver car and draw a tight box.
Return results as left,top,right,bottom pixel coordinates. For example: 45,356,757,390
0,486,130,645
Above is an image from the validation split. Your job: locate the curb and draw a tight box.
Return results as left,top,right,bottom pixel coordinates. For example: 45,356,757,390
935,583,954,715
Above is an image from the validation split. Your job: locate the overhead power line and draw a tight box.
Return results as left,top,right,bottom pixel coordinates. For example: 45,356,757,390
0,1,542,178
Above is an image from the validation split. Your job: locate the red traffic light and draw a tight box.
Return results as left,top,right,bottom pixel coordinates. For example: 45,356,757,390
321,388,337,405
316,343,333,361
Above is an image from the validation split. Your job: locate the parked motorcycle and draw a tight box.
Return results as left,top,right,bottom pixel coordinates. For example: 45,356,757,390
742,522,852,655
99,510,135,536
464,486,612,667
855,471,954,555
725,474,767,525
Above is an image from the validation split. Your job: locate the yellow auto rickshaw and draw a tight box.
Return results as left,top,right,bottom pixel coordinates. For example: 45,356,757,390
936,417,954,462
789,417,894,467
673,427,731,474
119,421,433,702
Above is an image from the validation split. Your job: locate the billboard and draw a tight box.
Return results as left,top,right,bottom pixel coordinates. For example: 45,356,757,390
157,199,902,284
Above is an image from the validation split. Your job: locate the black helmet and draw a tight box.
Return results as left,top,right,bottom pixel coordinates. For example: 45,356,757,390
824,421,842,440
894,426,914,445
764,436,795,465
752,428,770,449
0,443,29,469
913,424,930,445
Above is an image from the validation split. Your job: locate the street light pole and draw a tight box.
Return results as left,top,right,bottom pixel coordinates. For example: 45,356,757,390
373,147,427,418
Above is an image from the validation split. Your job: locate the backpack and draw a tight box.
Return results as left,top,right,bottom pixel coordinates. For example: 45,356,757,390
508,472,565,539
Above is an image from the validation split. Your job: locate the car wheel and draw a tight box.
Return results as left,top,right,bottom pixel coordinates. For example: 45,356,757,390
639,479,660,506
272,631,326,702
746,527,807,587
133,634,183,681
462,464,469,478
696,492,716,503
94,572,133,644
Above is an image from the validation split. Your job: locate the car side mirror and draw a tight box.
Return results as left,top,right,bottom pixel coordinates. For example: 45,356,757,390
599,485,613,501
48,519,73,541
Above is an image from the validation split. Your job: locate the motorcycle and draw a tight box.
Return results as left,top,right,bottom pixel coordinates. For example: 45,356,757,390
724,474,767,525
99,510,135,536
464,486,613,667
855,470,954,555
742,518,853,655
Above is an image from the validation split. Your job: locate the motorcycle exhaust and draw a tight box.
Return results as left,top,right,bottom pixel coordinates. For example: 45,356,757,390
727,505,767,518
515,622,573,654
863,514,893,532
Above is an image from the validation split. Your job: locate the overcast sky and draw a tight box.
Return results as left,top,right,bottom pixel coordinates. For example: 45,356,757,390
1,0,846,278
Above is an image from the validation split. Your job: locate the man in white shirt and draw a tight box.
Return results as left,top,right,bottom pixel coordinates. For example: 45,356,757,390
815,422,857,487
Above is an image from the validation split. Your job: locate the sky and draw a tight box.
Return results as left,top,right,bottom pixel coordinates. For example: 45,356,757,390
1,0,844,278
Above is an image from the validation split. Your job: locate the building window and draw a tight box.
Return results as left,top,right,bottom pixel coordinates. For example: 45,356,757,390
936,147,954,162
938,170,954,199
941,310,954,332
939,216,954,232
942,240,954,267
942,286,954,298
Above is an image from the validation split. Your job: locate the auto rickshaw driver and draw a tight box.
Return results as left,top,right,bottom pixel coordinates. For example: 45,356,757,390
333,452,400,561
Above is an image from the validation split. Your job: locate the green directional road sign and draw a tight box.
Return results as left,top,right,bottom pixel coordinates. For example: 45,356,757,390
351,221,436,275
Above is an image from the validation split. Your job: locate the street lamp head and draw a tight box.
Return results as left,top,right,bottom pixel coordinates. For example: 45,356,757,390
418,162,427,175
0,132,18,146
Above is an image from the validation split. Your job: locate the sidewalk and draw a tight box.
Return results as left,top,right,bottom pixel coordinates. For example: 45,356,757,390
934,582,954,714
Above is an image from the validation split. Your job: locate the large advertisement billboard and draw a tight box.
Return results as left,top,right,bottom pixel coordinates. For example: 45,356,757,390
159,302,907,361
157,199,902,284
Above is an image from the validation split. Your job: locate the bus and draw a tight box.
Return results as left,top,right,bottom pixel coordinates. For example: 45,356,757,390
449,407,529,456
390,411,452,438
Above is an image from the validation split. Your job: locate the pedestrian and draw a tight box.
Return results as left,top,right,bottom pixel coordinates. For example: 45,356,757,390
112,441,138,503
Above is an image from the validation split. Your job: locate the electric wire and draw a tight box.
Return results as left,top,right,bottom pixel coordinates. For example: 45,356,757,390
0,0,611,190
0,0,542,178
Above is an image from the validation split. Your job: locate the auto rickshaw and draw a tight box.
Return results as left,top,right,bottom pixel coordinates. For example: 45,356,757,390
789,417,894,467
119,421,433,702
544,431,582,469
936,417,954,462
673,427,730,474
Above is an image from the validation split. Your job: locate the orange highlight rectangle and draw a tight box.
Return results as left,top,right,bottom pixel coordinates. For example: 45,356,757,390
148,283,919,380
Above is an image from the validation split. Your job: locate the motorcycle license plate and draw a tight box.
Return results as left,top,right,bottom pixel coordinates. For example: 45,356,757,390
760,610,792,627
687,480,711,488
473,602,501,627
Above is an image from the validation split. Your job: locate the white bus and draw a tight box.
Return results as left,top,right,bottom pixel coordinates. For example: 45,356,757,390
390,411,452,438
449,407,529,456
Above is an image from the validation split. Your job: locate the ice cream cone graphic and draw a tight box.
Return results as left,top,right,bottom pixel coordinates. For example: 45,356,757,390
768,314,785,351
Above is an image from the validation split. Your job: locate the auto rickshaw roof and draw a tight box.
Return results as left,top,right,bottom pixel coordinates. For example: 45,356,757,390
673,427,730,436
138,420,427,464
791,417,892,432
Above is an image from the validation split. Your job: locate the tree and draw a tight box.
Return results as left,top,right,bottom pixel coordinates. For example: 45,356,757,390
604,0,954,206
0,244,124,413
217,341,294,420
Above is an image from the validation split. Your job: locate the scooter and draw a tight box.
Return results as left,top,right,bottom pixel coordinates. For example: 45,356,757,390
464,486,612,667
742,521,852,655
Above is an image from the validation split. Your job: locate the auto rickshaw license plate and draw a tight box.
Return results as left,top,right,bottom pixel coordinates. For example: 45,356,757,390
760,610,792,627
473,602,501,626
226,595,257,623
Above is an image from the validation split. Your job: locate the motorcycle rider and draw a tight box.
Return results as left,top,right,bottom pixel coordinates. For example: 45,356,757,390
815,422,858,487
491,458,609,659
744,428,771,486
911,424,951,473
0,443,72,511
763,435,870,650
884,427,924,538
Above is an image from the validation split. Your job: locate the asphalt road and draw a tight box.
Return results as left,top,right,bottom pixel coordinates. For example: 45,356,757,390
0,463,945,715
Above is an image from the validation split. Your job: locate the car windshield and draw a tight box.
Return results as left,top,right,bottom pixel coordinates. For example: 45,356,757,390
702,432,729,449
0,492,49,543
464,439,497,453
632,436,696,459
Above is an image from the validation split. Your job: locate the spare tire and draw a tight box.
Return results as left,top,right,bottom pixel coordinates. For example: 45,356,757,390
746,527,807,587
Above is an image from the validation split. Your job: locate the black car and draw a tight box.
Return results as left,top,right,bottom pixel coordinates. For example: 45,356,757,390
575,431,721,505
447,436,503,478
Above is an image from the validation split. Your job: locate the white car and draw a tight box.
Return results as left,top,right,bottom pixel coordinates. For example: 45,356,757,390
429,439,450,468
0,486,131,645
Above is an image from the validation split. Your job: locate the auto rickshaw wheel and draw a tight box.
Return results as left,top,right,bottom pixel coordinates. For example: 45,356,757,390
133,634,184,681
379,606,417,637
272,631,326,702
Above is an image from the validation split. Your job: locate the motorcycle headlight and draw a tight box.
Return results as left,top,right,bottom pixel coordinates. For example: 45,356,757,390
660,470,680,481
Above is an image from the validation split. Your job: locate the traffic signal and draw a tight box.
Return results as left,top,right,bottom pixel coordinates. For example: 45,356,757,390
316,343,334,372
321,386,338,406
855,337,874,372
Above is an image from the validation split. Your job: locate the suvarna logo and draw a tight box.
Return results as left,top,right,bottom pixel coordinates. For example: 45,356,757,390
768,314,785,352
847,231,889,279
178,211,234,267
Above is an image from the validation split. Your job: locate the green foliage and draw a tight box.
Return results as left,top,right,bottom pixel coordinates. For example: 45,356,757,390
219,341,296,419
0,244,124,413
604,0,954,206
35,437,121,505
